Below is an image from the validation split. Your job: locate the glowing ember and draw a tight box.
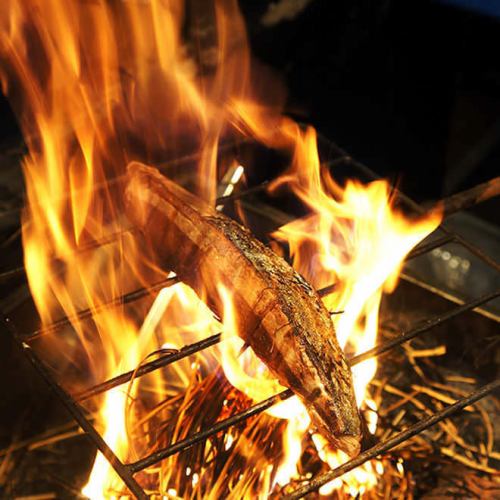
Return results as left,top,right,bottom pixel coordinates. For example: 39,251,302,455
0,0,440,498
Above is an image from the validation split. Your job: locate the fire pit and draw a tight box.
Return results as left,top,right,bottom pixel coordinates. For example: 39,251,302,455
0,1,499,498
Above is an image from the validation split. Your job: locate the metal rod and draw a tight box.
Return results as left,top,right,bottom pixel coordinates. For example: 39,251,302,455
25,276,179,341
451,232,500,273
351,288,500,365
285,379,500,500
0,265,25,283
127,289,499,473
0,228,137,284
74,280,341,401
438,176,500,218
128,388,293,473
399,272,500,323
406,235,455,260
75,332,222,402
0,314,147,499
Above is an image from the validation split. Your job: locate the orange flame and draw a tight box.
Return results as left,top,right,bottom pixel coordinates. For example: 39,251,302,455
0,0,440,497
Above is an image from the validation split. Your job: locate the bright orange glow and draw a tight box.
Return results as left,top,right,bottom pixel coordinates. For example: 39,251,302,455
0,0,440,497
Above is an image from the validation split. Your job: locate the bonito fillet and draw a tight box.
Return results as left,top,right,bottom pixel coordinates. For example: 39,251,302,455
125,162,361,455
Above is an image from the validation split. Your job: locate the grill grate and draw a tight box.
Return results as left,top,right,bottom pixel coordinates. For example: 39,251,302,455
1,138,499,499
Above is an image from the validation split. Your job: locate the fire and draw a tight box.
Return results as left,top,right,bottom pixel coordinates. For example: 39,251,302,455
0,0,441,498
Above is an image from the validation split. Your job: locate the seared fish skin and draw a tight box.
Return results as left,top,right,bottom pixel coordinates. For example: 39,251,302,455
125,162,361,455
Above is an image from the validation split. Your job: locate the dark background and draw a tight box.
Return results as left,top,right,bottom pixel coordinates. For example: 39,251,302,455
239,0,500,207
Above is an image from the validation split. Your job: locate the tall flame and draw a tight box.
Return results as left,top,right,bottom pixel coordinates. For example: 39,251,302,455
0,0,440,498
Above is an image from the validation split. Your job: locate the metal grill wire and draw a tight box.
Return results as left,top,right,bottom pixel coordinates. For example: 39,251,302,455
1,141,499,499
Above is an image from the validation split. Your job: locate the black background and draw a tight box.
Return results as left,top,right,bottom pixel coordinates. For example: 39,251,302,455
239,0,500,205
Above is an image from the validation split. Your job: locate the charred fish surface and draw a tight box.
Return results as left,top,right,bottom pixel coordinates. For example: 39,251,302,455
125,162,361,455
